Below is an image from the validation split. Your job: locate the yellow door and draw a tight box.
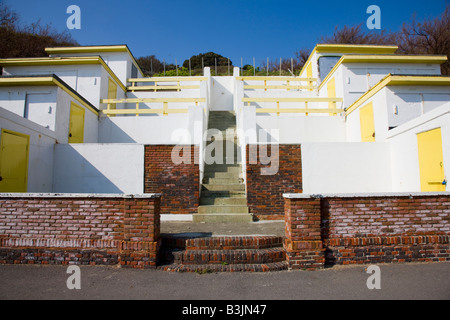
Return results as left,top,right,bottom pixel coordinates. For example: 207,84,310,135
306,63,313,91
360,102,375,142
69,102,85,143
417,128,446,192
327,77,336,115
0,129,29,192
108,78,117,111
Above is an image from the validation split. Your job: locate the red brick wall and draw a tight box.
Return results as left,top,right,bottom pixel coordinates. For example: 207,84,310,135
322,195,450,266
284,198,325,270
322,196,450,238
0,194,161,268
284,194,450,269
144,145,199,215
246,144,302,220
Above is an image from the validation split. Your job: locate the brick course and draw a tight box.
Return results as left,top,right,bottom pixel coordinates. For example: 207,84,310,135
246,144,302,220
144,145,199,215
0,194,161,268
284,194,450,270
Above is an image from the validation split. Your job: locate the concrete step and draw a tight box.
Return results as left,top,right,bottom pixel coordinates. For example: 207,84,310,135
200,197,247,206
200,190,246,198
202,184,245,192
203,171,241,179
204,165,241,174
204,177,243,184
192,213,253,223
198,205,249,214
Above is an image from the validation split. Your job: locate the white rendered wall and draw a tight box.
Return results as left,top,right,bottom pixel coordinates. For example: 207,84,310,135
0,86,57,130
319,62,443,109
0,86,98,143
0,107,56,192
256,114,346,143
3,65,104,109
346,85,450,143
211,76,234,110
387,104,450,192
53,143,144,194
301,142,393,193
98,113,189,144
49,51,142,85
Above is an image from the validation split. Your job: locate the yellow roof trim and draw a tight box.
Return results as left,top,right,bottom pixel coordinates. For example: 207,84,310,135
45,45,144,78
45,45,130,54
318,54,448,91
0,56,126,91
345,74,450,116
0,76,99,116
314,44,398,54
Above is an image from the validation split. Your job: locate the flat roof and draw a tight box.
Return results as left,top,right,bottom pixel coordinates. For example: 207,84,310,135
0,56,126,91
45,45,144,77
0,74,99,115
345,74,450,116
318,54,448,90
300,44,399,76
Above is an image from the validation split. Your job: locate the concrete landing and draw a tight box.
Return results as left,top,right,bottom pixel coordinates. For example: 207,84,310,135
161,220,285,237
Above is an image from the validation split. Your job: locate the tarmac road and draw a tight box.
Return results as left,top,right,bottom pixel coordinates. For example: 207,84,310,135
0,261,448,300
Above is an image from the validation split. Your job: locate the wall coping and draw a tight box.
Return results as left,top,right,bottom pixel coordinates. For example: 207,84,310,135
283,192,450,199
0,193,162,199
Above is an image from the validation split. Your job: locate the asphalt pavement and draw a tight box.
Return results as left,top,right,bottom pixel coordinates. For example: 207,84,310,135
0,261,448,300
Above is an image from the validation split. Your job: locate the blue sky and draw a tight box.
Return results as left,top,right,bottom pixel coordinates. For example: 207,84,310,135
4,0,448,66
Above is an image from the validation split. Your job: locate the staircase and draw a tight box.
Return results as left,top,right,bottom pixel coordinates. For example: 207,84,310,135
193,111,253,223
158,234,288,272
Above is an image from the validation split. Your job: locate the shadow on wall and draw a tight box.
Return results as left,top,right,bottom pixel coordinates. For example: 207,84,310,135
98,116,137,143
52,144,123,193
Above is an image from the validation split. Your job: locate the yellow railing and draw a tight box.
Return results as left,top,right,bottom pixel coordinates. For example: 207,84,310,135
242,97,344,115
237,76,317,91
127,77,207,92
100,98,206,116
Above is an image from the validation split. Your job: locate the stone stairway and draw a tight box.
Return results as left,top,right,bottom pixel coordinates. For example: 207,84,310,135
193,111,253,223
158,234,288,272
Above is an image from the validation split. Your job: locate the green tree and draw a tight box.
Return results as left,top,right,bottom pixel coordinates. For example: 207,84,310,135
183,52,232,69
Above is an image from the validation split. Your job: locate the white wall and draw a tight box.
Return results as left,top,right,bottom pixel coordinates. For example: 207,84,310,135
301,142,393,193
211,76,234,110
98,113,190,144
256,114,346,143
0,107,56,192
346,85,450,143
319,62,443,109
53,143,144,194
0,86,57,130
4,65,103,109
49,51,141,85
0,86,98,144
